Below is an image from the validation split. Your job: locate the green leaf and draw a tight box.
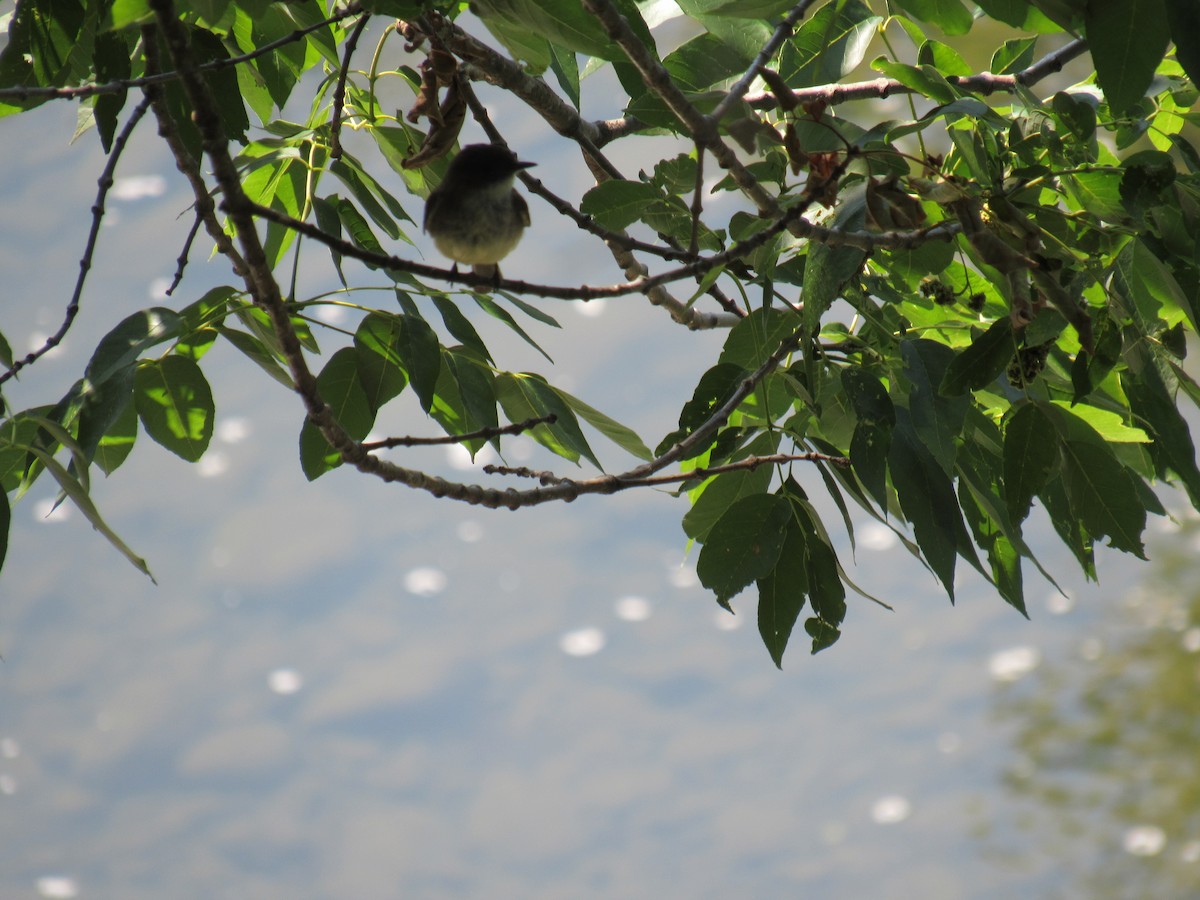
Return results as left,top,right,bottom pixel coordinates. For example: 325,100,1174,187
803,193,866,333
1115,238,1195,331
93,397,138,476
1058,439,1147,558
1167,0,1200,89
86,308,184,387
494,373,600,468
431,295,493,364
133,355,215,463
218,327,295,387
892,0,973,34
548,40,581,109
1122,343,1200,508
958,481,1026,616
1062,170,1126,222
756,521,808,669
299,347,375,481
871,58,959,103
1086,0,1170,115
657,362,748,457
901,339,967,473
664,32,747,92
329,160,403,240
778,0,880,88
976,0,1061,30
889,414,968,599
580,180,664,230
940,318,1016,395
548,386,654,461
75,361,136,467
472,294,552,364
25,446,154,582
354,313,409,415
394,314,441,413
682,467,774,542
1003,401,1061,523
718,308,800,369
696,493,792,608
441,349,499,450
918,40,971,77
804,616,841,653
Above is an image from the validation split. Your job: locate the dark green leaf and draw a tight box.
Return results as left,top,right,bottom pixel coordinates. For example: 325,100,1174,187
548,41,581,109
889,414,968,599
549,386,654,461
1086,0,1170,115
803,193,866,333
394,314,441,413
431,295,493,364
901,338,968,473
940,317,1016,395
696,493,792,607
580,180,664,230
719,308,800,369
494,373,600,467
756,522,808,668
1122,343,1200,508
472,294,552,363
86,308,184,388
682,467,774,542
1167,0,1200,89
218,327,295,387
133,355,214,463
804,616,841,654
1003,401,1061,523
1059,439,1147,558
870,59,959,103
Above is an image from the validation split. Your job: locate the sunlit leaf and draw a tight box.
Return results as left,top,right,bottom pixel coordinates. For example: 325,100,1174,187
133,355,214,463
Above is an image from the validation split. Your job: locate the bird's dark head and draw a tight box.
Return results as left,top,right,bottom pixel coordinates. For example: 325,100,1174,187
444,144,535,188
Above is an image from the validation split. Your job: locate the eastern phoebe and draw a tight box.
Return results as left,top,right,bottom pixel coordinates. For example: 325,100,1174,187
423,143,535,283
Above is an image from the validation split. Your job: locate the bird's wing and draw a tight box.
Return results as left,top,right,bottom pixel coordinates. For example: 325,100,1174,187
514,191,530,228
422,191,441,232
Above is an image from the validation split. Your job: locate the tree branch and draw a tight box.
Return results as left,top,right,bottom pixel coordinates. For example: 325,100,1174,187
0,97,151,386
709,0,821,122
361,415,556,450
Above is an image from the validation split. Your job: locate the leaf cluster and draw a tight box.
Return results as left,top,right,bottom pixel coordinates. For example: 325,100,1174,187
2,0,1200,666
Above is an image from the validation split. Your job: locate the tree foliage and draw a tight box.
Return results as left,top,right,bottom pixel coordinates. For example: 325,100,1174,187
2,0,1199,665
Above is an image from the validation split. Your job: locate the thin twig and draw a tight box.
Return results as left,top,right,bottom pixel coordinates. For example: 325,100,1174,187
166,213,204,296
361,414,556,450
0,97,152,386
710,0,820,122
330,11,371,160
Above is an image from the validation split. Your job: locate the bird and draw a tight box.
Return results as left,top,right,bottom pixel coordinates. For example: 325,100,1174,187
422,143,535,285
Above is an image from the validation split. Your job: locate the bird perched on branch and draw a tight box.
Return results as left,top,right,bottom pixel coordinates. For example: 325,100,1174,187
422,143,535,285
